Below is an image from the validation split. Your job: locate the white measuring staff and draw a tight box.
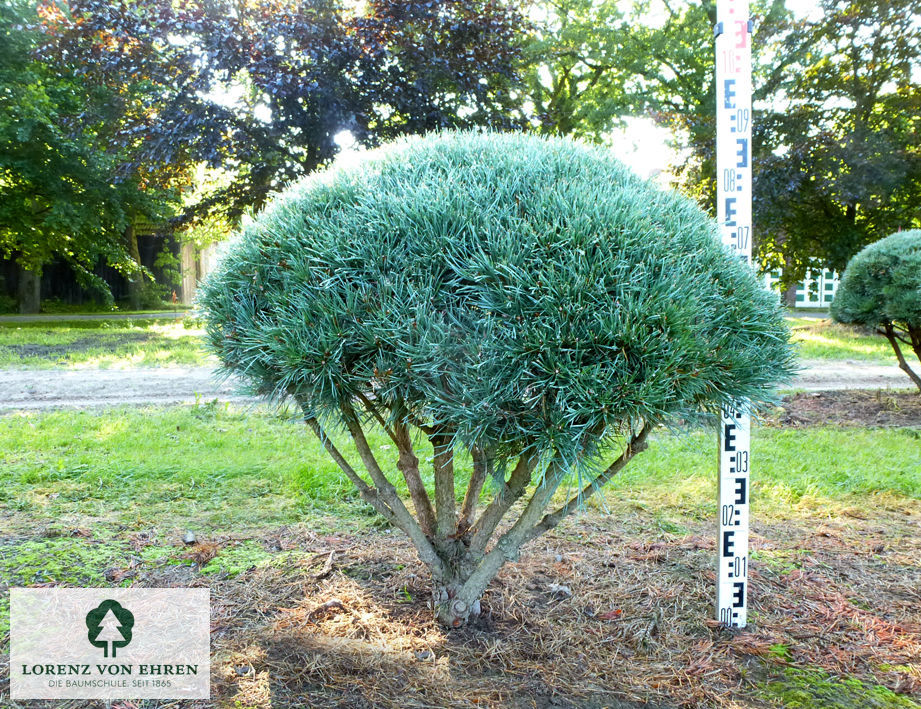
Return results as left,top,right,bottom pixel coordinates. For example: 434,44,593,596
715,0,752,628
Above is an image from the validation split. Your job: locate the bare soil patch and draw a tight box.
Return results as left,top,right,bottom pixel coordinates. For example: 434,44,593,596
2,332,152,358
773,390,921,428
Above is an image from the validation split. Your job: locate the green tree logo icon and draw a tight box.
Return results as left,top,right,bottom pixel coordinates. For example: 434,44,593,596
85,600,134,658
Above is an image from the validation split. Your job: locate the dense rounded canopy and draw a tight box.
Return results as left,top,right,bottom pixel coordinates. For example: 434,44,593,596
831,229,921,329
199,131,793,460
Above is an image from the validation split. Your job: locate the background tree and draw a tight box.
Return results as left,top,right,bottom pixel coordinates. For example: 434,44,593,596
198,131,794,628
0,0,136,311
521,0,790,169
0,0,197,312
831,230,921,392
170,0,527,219
33,0,212,309
754,0,921,294
521,0,631,139
525,0,921,301
3,0,525,311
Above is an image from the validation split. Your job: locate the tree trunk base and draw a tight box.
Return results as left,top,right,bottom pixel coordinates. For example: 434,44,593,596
17,264,41,314
433,584,482,628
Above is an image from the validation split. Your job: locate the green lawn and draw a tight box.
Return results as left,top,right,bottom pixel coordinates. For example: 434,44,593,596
787,315,895,362
2,405,918,538
0,317,212,368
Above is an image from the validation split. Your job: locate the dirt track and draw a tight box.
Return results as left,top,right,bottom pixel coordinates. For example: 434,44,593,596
792,359,915,392
0,366,252,410
0,359,914,411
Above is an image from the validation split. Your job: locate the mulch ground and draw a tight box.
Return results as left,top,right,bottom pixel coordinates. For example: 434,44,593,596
155,506,918,708
11,505,917,708
771,389,921,428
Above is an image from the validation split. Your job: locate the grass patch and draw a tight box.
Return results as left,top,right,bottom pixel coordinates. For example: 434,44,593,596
757,666,921,708
2,406,918,535
588,426,921,519
787,316,895,362
0,317,212,368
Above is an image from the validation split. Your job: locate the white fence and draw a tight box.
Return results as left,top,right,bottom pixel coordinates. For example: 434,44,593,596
764,267,840,309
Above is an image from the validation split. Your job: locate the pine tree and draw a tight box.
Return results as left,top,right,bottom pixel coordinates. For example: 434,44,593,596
199,131,795,627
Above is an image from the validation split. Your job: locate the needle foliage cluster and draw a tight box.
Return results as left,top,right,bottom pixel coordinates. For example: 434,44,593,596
199,131,793,464
832,229,921,390
831,230,921,330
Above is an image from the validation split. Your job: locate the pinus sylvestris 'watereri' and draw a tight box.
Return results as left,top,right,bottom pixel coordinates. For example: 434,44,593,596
831,229,921,392
198,131,794,627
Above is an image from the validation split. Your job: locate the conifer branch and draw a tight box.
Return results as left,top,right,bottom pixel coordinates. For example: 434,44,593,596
457,445,491,536
524,424,652,543
430,431,457,541
339,402,446,577
467,451,537,553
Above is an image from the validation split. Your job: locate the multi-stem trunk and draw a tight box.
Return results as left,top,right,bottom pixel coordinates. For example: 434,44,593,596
305,397,652,628
431,545,482,627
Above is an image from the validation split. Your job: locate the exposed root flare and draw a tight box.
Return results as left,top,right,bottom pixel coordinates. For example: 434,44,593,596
433,585,482,628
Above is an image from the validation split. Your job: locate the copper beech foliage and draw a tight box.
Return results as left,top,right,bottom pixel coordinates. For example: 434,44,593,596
35,0,525,222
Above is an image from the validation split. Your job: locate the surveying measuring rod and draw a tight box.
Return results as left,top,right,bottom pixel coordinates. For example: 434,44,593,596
715,0,752,628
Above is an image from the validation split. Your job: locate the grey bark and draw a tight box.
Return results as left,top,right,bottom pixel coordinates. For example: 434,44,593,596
17,263,41,314
125,224,143,310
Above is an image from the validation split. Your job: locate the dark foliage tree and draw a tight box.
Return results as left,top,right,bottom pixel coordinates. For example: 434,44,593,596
831,230,921,392
169,0,528,219
3,0,524,311
753,0,921,292
198,132,794,628
0,0,182,312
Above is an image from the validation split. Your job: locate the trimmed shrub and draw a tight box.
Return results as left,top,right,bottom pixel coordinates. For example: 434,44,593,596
198,131,794,627
831,229,921,391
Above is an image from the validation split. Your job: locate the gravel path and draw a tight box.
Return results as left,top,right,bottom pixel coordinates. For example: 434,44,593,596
0,359,914,411
792,359,915,392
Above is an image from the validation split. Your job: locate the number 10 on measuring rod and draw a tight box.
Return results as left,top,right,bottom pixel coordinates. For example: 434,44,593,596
715,0,752,628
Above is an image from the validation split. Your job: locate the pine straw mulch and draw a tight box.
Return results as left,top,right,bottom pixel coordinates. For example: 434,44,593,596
771,389,921,428
194,504,921,709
